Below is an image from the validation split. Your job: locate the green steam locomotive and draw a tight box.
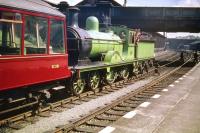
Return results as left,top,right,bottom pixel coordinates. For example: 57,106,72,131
67,10,155,95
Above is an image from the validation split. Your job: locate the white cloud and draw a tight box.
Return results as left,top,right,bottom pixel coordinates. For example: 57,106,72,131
115,0,124,5
167,32,200,38
175,0,200,7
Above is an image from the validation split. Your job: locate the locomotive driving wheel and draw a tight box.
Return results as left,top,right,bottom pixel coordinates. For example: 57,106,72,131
88,72,100,91
106,70,117,84
138,64,143,74
148,60,154,67
121,68,129,80
72,78,85,96
144,62,149,73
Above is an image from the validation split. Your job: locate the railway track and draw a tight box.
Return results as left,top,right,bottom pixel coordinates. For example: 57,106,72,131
155,51,177,61
0,53,190,132
53,57,194,133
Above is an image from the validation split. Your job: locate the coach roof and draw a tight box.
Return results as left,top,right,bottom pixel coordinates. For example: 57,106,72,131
0,0,65,17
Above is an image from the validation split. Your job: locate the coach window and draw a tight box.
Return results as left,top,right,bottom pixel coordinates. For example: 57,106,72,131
0,12,22,56
50,20,65,54
24,16,47,54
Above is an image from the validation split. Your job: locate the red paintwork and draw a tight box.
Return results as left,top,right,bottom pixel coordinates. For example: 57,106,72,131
0,7,65,20
0,6,71,91
47,19,50,54
21,14,25,55
64,19,67,53
0,55,71,91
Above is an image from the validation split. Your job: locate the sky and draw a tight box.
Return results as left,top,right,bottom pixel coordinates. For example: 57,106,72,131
126,0,200,7
47,0,200,38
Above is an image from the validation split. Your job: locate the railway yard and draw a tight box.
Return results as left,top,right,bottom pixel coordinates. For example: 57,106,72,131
0,51,198,133
1,0,200,133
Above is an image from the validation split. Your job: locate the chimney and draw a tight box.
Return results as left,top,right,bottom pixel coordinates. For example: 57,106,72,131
58,1,69,12
123,0,127,7
68,7,80,28
58,2,80,28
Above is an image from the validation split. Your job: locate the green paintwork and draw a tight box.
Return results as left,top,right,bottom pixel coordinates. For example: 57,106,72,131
104,51,122,64
86,16,99,31
78,16,155,78
110,26,136,61
89,38,122,57
86,29,123,64
85,25,137,64
137,41,155,59
85,16,139,65
110,26,135,46
74,61,134,73
124,45,135,61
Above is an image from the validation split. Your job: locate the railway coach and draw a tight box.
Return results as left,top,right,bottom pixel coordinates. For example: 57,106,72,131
0,0,71,103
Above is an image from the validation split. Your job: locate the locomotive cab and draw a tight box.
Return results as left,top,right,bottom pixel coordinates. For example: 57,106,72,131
67,27,92,66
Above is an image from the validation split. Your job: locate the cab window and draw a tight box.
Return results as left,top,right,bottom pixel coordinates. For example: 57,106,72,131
0,12,22,56
24,16,47,54
129,32,134,44
50,20,65,54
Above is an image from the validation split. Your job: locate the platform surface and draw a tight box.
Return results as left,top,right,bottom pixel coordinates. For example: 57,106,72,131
101,63,200,133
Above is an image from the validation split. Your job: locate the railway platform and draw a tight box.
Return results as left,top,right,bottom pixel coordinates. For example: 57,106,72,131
101,62,200,133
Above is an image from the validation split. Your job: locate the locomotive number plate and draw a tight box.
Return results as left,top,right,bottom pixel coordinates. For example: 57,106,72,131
51,64,60,69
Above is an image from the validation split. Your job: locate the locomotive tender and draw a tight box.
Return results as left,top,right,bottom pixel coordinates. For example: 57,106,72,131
0,0,155,103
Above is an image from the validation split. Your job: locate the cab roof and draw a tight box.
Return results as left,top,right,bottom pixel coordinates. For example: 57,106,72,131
0,0,65,17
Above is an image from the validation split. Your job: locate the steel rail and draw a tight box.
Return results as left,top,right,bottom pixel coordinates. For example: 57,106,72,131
53,57,192,133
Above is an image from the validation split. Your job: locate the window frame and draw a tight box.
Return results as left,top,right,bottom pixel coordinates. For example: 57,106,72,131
0,7,67,58
24,15,48,55
0,11,23,56
49,19,66,55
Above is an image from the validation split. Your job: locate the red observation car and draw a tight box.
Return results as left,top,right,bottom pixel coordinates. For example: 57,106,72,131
0,0,71,100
